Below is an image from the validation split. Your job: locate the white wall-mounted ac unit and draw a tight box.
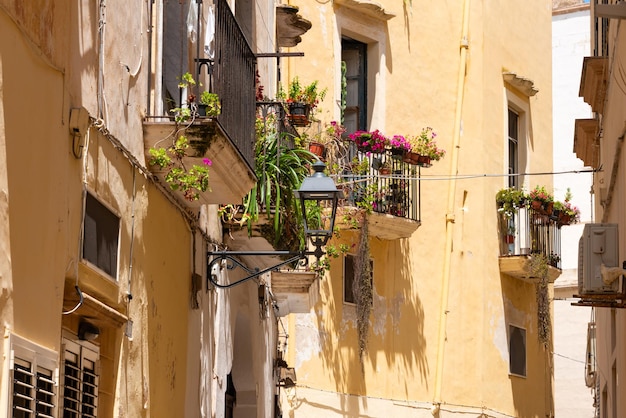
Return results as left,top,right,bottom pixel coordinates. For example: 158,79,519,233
578,223,620,295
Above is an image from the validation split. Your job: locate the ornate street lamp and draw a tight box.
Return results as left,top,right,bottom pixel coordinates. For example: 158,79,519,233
207,161,342,289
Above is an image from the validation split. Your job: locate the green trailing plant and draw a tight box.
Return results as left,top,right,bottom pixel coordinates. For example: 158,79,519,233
243,125,317,250
312,238,350,273
529,253,551,348
200,91,222,116
171,72,221,119
496,187,527,219
356,183,378,214
170,106,192,123
354,215,372,364
148,135,212,201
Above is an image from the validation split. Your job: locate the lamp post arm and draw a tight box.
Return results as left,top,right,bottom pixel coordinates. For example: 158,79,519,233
207,251,309,289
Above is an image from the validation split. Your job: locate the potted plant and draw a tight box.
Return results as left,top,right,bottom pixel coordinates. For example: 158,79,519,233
378,160,392,175
496,187,527,219
198,91,221,117
389,135,411,159
306,121,346,159
172,72,221,119
148,135,212,202
548,252,561,268
407,127,445,167
278,77,327,127
529,185,554,214
243,123,317,249
348,129,388,154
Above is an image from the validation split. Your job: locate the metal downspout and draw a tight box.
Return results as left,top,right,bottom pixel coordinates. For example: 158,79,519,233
432,0,470,413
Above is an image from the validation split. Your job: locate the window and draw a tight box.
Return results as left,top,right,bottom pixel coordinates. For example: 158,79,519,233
342,38,367,133
9,335,58,418
509,325,526,377
343,254,373,304
505,88,529,192
508,108,519,189
62,339,99,418
82,192,120,279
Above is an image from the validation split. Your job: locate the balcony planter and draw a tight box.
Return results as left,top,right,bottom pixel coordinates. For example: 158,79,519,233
417,155,432,167
390,147,405,160
287,102,311,126
143,120,256,206
402,151,420,165
279,77,326,127
308,142,325,158
349,130,388,154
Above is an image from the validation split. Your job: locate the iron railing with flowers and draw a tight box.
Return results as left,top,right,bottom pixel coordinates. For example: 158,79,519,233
148,0,256,170
330,146,422,222
499,207,562,269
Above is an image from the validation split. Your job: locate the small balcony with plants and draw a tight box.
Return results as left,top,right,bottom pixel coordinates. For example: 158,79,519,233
143,0,257,208
496,186,580,283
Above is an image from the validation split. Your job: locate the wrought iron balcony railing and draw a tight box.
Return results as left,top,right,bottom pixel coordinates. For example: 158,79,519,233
331,147,422,223
498,207,562,269
149,0,256,170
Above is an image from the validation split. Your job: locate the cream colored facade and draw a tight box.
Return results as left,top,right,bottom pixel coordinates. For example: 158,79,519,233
0,1,560,418
574,2,626,417
0,0,290,417
278,1,557,417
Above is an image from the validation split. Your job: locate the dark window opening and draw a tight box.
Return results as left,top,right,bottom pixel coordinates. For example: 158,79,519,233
509,325,526,377
344,254,373,304
342,38,367,133
83,193,119,279
225,372,236,418
508,108,519,189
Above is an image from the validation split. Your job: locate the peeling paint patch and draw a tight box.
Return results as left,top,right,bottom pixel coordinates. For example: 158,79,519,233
340,304,356,338
294,313,322,369
490,297,532,364
372,290,386,336
317,5,329,46
492,313,508,363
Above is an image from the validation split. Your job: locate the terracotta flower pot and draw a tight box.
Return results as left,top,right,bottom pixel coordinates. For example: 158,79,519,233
417,154,432,167
308,142,325,158
287,102,311,127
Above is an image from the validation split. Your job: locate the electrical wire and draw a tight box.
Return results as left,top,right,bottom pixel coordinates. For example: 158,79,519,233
330,167,598,183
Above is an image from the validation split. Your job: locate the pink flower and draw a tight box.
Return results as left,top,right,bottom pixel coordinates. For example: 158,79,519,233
203,158,213,166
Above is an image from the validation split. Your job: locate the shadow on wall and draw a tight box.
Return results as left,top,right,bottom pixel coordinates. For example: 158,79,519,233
308,229,428,414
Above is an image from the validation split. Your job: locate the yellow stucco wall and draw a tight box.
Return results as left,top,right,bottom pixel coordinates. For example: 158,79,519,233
281,1,554,417
0,4,194,416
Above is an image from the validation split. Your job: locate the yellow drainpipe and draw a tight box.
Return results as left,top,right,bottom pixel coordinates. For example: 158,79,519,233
432,0,470,412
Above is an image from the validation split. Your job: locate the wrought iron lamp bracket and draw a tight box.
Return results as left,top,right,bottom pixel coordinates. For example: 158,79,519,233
207,250,313,290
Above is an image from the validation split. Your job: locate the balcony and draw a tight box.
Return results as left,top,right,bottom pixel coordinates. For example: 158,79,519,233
574,118,600,168
579,56,608,114
144,0,256,207
498,207,562,283
330,147,422,240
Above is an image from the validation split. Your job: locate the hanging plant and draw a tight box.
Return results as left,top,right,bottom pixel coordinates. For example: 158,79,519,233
529,253,551,347
353,215,372,364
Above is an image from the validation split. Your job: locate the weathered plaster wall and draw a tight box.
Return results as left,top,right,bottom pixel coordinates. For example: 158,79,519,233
281,0,554,416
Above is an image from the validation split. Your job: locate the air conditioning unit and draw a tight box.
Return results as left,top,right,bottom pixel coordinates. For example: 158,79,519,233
578,223,621,295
